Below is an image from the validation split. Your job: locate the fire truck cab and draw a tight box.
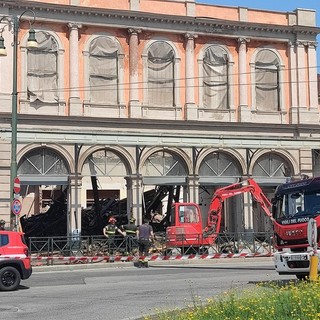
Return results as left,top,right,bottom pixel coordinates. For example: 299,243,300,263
272,176,320,278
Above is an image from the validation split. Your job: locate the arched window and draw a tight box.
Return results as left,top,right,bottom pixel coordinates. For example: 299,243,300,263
83,35,124,117
27,31,58,103
18,148,69,176
255,50,280,112
147,41,175,106
82,149,128,177
203,45,229,109
88,36,119,105
199,152,241,177
252,153,292,177
142,151,187,176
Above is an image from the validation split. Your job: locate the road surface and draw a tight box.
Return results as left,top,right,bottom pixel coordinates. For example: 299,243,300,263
0,259,295,320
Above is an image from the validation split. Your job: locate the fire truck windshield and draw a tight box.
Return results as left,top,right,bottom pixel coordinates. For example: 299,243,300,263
274,190,320,223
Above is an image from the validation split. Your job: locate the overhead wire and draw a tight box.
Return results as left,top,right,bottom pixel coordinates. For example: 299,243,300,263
0,64,319,96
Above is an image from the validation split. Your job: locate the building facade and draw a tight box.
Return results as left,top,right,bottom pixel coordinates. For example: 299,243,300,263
0,0,319,235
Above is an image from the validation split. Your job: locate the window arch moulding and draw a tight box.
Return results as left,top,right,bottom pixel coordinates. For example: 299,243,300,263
81,148,131,177
249,47,287,124
83,33,126,118
142,38,182,120
17,146,71,186
197,43,236,122
139,147,192,175
198,150,243,185
140,148,190,185
20,29,66,116
249,149,298,185
79,145,135,177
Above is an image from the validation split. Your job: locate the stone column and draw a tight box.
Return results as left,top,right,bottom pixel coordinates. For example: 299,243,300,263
307,41,318,108
128,28,141,118
124,176,133,221
185,33,197,120
238,38,248,107
237,38,250,121
296,41,307,109
187,174,199,204
288,41,298,124
296,40,318,124
68,23,82,116
68,174,82,237
130,174,143,225
243,192,253,232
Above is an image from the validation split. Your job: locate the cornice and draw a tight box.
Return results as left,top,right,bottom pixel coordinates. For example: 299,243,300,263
1,1,319,39
0,112,319,139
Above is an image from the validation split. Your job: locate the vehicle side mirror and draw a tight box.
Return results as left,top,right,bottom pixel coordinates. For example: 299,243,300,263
271,198,277,218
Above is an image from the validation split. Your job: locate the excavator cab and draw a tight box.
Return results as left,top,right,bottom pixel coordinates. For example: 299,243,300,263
177,204,200,224
166,203,212,250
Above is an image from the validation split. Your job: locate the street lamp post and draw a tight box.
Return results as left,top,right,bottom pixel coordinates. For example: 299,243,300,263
0,10,38,230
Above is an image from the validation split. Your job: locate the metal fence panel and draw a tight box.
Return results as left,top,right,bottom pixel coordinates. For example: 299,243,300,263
28,232,275,258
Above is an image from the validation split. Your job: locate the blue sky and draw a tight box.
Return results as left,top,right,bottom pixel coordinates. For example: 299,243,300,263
198,0,320,71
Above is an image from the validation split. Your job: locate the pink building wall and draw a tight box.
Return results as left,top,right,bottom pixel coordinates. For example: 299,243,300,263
6,0,320,123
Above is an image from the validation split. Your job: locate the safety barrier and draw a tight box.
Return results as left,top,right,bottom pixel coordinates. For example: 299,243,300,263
1,251,273,267
30,252,273,265
27,231,274,265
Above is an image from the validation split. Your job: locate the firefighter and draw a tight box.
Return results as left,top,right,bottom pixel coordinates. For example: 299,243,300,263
121,217,138,254
103,217,125,254
122,217,137,236
0,219,5,230
103,217,125,237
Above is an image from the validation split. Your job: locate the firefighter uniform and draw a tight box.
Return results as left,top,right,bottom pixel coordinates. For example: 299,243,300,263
103,217,125,254
122,217,137,253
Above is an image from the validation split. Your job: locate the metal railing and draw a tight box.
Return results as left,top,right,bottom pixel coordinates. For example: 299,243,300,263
164,232,274,255
28,231,274,261
29,235,139,258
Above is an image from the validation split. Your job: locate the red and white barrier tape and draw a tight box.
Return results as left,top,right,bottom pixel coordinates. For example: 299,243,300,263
1,252,273,265
24,252,273,264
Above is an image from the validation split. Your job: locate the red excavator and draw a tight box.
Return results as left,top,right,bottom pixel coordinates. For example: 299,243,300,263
165,178,273,249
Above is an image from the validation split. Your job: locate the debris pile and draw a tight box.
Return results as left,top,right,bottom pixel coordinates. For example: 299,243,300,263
19,187,172,238
20,192,68,237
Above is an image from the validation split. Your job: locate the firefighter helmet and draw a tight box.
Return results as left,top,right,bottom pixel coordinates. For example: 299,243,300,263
0,219,5,225
108,217,116,223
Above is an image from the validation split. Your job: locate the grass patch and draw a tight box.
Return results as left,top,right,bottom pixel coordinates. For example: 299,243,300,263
143,279,320,320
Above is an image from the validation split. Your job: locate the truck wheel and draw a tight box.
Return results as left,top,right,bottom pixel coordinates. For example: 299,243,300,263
296,274,307,281
0,267,21,291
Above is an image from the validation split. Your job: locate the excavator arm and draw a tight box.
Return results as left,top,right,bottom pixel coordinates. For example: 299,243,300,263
204,178,273,235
